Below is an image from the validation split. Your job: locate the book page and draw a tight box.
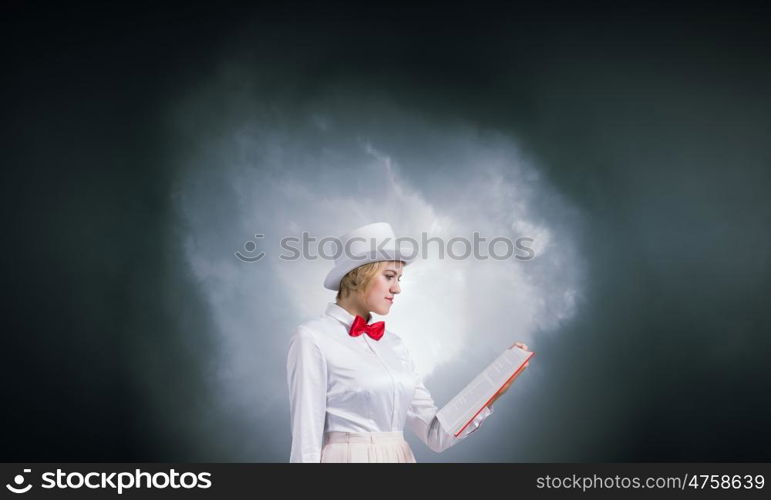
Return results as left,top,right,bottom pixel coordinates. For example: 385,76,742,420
436,347,533,436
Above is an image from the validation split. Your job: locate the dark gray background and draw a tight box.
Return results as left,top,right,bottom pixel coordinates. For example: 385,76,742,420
2,1,770,461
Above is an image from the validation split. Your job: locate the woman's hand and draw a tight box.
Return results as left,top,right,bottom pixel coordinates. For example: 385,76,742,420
487,342,530,407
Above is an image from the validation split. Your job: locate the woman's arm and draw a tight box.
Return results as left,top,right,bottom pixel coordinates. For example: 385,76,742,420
286,327,328,462
406,378,495,454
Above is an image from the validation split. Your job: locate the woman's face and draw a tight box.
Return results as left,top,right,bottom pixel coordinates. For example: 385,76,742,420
363,261,403,316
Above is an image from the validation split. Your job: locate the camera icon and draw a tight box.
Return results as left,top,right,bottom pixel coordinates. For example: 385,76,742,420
5,469,32,494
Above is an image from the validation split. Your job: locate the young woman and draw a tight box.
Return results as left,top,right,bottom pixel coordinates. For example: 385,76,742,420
287,222,529,462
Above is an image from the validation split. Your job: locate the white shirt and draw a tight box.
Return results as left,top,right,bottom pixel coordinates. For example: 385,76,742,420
287,302,494,462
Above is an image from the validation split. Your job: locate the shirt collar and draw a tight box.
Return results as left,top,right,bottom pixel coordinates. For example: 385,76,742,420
325,302,373,330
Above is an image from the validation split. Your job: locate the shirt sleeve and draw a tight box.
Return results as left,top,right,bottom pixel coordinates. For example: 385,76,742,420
287,327,328,463
404,353,495,453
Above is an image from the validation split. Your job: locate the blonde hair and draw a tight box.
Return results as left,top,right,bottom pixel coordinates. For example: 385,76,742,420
336,261,384,301
336,260,405,301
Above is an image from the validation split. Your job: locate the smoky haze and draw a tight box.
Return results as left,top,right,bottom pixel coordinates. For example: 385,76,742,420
2,3,770,461
169,79,583,460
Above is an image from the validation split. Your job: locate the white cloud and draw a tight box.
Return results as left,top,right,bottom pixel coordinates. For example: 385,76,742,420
170,87,585,456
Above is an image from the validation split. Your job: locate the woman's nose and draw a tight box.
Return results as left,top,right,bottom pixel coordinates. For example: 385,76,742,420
391,282,401,294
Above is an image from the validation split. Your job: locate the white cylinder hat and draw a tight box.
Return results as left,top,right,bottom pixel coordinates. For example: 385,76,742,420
323,222,417,291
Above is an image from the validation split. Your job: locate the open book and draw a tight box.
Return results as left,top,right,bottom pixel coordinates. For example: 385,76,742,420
436,346,535,437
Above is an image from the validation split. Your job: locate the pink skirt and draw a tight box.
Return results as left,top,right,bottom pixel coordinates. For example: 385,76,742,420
320,431,417,463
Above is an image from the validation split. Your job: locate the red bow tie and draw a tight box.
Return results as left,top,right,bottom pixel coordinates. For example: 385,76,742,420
349,315,385,341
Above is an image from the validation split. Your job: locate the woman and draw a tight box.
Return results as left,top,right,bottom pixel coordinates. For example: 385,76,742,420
287,222,529,462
